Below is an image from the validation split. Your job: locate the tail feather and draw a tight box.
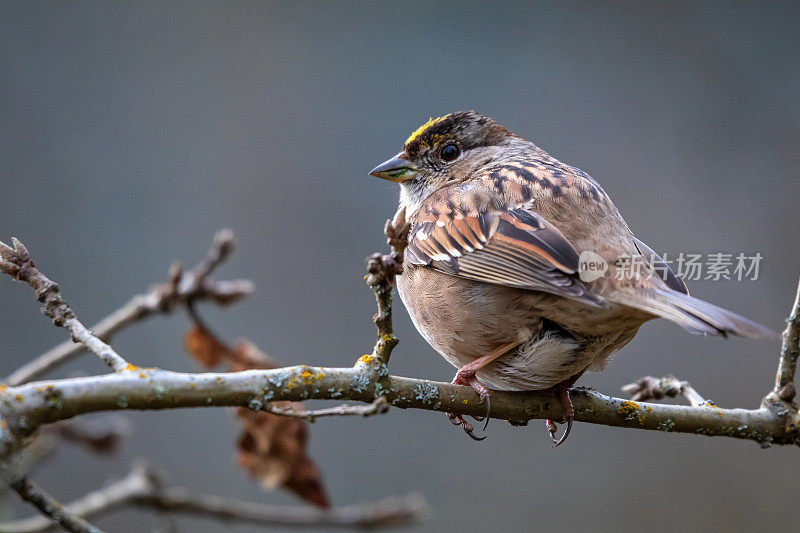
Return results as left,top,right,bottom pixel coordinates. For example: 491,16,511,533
610,288,775,339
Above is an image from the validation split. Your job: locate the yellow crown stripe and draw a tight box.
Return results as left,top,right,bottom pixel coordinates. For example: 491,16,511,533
405,114,451,146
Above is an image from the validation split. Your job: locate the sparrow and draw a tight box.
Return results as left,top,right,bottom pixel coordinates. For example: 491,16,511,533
369,111,773,445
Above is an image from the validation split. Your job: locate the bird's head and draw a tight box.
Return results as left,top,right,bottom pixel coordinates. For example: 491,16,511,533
370,111,514,209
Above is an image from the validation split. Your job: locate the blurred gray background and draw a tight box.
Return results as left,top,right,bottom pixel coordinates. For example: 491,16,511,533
1,1,799,531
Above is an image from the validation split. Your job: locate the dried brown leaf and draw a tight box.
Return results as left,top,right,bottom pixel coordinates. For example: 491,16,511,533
235,406,329,508
229,340,279,371
182,325,329,508
183,325,229,368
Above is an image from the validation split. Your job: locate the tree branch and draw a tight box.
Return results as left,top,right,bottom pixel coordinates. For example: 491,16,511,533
0,232,255,529
4,231,253,386
0,462,428,532
0,238,130,373
622,375,708,406
263,397,389,422
0,226,796,464
4,475,104,533
1,225,799,532
0,363,795,459
771,278,800,402
363,207,409,367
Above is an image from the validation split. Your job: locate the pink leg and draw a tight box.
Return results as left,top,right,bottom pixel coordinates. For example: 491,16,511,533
447,341,518,441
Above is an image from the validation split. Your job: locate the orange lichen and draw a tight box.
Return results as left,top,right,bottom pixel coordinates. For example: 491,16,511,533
123,363,140,372
356,354,373,365
617,400,639,420
300,369,324,385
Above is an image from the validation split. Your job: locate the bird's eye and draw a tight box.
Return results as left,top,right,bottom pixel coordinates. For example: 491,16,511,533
440,143,460,162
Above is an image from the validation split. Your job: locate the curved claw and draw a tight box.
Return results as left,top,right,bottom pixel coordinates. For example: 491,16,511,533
469,394,491,425
462,420,487,441
548,417,573,447
546,379,577,447
480,393,491,431
447,412,487,441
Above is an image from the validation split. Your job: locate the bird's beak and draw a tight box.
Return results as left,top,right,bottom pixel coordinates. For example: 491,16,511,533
369,152,420,183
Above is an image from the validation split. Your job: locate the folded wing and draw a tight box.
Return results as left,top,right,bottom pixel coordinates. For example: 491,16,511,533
406,208,606,307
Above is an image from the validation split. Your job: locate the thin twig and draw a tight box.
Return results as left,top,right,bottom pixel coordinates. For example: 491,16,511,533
264,397,389,422
363,206,409,367
51,417,132,455
5,475,104,533
0,238,129,373
7,417,131,480
622,375,708,406
135,488,427,529
183,229,236,283
772,278,800,402
1,464,154,533
4,231,253,386
5,433,58,478
0,462,429,532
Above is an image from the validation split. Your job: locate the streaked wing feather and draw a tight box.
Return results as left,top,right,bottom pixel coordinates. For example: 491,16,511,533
407,208,605,307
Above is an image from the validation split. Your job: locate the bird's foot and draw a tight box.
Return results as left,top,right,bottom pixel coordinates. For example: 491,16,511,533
545,383,575,447
446,367,493,440
446,412,486,441
545,417,573,447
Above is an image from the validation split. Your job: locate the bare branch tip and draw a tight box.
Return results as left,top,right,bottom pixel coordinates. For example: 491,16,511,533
0,239,14,256
167,261,183,283
234,279,256,295
10,237,29,261
212,229,235,256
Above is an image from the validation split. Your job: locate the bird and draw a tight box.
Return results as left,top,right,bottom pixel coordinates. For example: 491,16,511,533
369,111,773,445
